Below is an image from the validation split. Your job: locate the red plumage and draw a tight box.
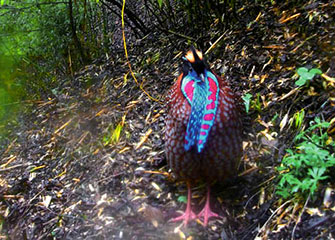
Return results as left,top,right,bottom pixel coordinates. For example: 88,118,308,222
165,48,243,226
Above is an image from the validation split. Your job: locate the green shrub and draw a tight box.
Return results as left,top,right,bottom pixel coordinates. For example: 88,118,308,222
277,118,335,200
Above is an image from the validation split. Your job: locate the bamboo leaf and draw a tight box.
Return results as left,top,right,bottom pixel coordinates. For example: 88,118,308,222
157,0,163,8
112,123,123,143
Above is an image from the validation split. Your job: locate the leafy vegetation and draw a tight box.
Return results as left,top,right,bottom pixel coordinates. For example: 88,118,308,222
0,0,105,91
0,0,103,137
103,123,124,145
253,93,262,113
277,118,335,200
291,109,305,129
295,67,322,87
242,93,252,114
241,92,263,114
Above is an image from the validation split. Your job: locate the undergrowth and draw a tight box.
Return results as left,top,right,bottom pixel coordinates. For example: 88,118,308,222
277,118,335,200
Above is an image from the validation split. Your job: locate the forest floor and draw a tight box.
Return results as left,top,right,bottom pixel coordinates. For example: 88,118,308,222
1,1,335,240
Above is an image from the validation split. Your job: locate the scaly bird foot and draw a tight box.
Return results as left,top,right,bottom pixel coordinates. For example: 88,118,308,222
197,204,220,226
197,186,221,226
170,208,197,226
170,182,197,226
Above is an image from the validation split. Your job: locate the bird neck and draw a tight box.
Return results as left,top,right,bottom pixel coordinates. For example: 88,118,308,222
183,71,220,153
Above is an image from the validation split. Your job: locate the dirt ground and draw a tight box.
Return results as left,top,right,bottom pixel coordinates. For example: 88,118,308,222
1,1,335,239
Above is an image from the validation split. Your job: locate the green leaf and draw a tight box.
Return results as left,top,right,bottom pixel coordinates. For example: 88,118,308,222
297,67,309,76
309,68,322,75
296,67,322,87
242,93,252,113
294,109,305,128
0,0,4,6
152,52,160,63
111,123,123,143
276,166,287,171
177,195,187,203
157,0,163,8
295,76,307,86
103,135,111,146
271,113,278,123
300,71,315,80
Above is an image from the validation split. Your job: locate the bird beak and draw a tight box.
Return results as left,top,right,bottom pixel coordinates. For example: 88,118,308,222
200,73,205,82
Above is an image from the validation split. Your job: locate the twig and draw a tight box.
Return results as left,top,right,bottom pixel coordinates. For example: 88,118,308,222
54,119,73,134
1,155,17,168
1,138,17,157
238,166,258,177
121,0,161,103
167,30,195,41
291,194,310,240
205,31,228,55
257,200,292,238
291,34,317,53
248,65,255,79
279,13,301,24
0,163,31,173
135,128,152,150
3,195,24,199
244,189,262,208
97,172,125,183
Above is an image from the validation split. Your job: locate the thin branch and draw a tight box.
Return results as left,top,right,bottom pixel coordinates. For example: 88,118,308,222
0,163,31,173
102,0,148,36
291,194,310,240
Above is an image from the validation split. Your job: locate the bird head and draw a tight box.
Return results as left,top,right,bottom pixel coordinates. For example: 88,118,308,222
182,47,207,82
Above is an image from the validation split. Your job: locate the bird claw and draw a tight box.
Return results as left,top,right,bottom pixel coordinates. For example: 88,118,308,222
197,207,220,226
196,186,221,226
170,210,197,226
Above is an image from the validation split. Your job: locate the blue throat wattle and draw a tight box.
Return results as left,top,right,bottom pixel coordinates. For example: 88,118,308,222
182,70,219,153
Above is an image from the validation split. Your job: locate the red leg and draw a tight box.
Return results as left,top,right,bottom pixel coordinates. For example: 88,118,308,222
170,182,197,226
197,186,219,226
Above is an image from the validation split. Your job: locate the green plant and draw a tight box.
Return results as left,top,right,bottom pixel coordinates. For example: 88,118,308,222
295,67,322,87
111,123,123,143
291,109,305,129
241,93,263,113
271,113,279,124
253,93,262,112
242,93,252,114
103,123,123,146
157,0,163,8
177,195,187,203
277,118,335,200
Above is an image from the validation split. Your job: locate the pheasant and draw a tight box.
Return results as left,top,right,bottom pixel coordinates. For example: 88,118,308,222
165,47,243,226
